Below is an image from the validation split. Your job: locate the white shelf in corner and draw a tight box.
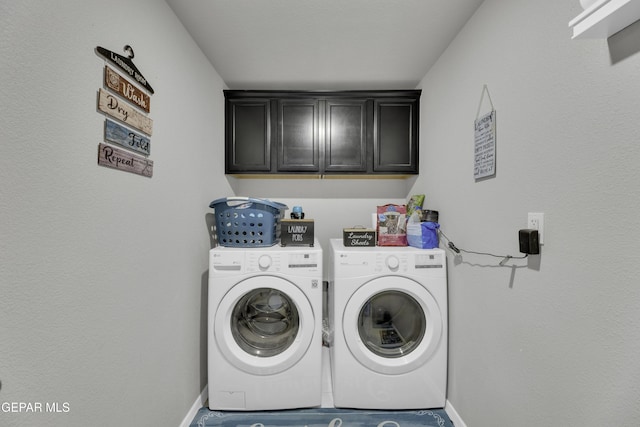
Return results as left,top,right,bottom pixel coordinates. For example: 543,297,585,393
569,0,640,39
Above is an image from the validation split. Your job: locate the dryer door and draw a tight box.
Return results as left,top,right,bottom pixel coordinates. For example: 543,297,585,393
215,275,315,375
343,276,443,375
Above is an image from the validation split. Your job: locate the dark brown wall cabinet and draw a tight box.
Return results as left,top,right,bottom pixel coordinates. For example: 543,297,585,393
224,90,421,176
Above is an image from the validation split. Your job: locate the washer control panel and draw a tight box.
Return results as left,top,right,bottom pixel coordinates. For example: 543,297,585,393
385,255,400,271
210,246,321,276
245,252,320,273
414,252,445,269
375,253,406,273
331,239,445,278
257,255,272,270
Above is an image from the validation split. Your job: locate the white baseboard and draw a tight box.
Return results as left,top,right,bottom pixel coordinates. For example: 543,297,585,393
179,385,208,427
445,399,467,427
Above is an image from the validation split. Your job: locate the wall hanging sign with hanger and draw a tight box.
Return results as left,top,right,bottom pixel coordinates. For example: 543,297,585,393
96,45,155,94
95,45,154,178
474,85,496,180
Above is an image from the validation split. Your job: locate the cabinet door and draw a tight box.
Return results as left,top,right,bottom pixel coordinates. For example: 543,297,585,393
225,99,272,173
277,99,320,172
324,99,367,172
373,98,419,173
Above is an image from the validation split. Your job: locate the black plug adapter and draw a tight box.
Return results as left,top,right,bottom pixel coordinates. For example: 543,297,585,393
519,229,540,255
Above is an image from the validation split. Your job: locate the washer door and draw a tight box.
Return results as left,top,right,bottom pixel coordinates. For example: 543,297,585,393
343,276,443,375
215,275,315,375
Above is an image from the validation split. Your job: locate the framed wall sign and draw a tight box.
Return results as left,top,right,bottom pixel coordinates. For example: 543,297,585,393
474,85,496,180
474,110,496,179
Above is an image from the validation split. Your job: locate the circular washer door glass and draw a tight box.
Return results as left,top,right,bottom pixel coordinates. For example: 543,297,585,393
357,290,425,358
231,287,300,357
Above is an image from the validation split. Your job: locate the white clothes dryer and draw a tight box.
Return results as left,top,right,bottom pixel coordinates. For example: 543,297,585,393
329,239,447,409
208,241,323,411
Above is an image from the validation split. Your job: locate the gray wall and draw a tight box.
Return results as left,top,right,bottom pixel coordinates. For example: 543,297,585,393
0,1,230,425
4,1,640,426
412,0,640,425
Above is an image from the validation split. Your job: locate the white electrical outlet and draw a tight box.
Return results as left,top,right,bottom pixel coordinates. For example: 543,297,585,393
528,213,544,245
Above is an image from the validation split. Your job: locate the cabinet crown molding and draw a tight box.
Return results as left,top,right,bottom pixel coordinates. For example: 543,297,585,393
224,89,421,99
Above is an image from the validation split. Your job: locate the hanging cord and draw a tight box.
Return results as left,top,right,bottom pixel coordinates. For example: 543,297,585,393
475,84,495,120
439,229,527,266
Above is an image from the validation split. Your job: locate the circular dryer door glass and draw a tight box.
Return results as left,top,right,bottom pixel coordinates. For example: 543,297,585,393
342,275,443,375
357,290,425,358
231,288,300,357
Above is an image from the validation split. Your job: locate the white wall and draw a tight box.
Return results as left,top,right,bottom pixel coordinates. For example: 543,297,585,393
6,1,639,425
0,1,230,425
228,177,412,273
413,0,640,425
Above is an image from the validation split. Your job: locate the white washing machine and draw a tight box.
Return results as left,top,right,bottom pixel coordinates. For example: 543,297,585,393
329,238,447,409
208,241,323,411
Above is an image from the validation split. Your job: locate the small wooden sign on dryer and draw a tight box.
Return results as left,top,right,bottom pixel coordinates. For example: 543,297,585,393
280,219,315,247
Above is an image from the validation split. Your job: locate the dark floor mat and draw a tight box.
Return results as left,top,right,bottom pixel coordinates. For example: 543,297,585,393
190,407,453,427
